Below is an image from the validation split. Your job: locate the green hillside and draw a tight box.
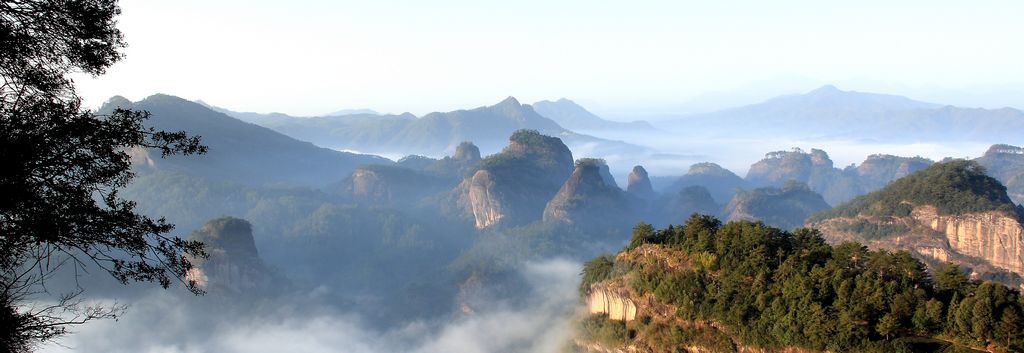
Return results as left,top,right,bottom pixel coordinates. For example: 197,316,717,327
578,215,1024,353
810,160,1023,222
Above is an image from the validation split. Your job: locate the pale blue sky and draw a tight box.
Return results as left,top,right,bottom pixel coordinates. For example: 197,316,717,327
75,0,1024,116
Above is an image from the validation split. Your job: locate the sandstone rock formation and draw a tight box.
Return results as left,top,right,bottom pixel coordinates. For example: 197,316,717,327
745,149,934,206
746,148,830,188
452,130,574,228
587,285,637,322
186,217,277,295
452,141,482,162
344,164,448,206
665,162,746,204
463,170,506,228
396,141,482,181
853,154,932,191
543,159,630,227
723,181,830,230
808,160,1024,286
626,165,655,200
914,206,1024,275
745,148,858,206
976,143,1024,204
653,186,720,227
812,205,1024,287
598,162,619,190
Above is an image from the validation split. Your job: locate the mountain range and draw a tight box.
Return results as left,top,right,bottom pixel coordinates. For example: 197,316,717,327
661,85,1024,142
103,94,390,187
203,96,647,159
530,98,653,131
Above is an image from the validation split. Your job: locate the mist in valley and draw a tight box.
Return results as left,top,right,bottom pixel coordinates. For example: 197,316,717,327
6,1,1024,353
39,259,581,353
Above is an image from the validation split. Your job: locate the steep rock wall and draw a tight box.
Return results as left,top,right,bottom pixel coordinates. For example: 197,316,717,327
348,168,390,201
812,205,1024,282
587,286,637,322
464,170,506,229
912,206,1024,275
185,218,276,294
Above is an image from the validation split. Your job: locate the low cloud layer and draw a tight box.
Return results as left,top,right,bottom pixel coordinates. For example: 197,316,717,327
39,259,581,353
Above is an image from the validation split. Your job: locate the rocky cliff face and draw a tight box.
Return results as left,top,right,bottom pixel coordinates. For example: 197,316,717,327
746,148,860,206
452,130,574,229
666,162,746,204
462,170,507,228
653,186,720,227
626,165,655,200
587,285,637,321
745,149,935,206
186,217,277,295
452,141,482,162
599,163,619,190
853,154,932,191
543,160,630,227
809,160,1024,286
914,206,1024,275
346,166,400,203
396,141,482,183
343,164,448,206
723,182,830,230
575,245,823,353
812,205,1024,286
746,148,827,187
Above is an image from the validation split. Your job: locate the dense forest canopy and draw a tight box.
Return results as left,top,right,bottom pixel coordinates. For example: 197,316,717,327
580,215,1024,353
810,160,1024,222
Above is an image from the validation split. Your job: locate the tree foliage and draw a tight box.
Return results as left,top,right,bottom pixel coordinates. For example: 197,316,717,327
810,160,1022,222
583,215,1024,352
1,1,206,350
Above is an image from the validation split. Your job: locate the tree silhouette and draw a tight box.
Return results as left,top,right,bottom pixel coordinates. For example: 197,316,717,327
1,1,206,351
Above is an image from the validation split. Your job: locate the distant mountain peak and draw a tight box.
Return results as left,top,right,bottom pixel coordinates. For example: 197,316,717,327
325,108,380,117
985,144,1024,156
100,95,132,111
531,97,654,131
496,96,521,107
809,84,841,94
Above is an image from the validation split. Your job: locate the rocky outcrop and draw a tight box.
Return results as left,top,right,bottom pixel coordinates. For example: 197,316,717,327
653,186,720,227
587,285,637,321
853,154,932,191
577,245,826,353
543,160,630,227
812,205,1024,286
599,163,619,190
186,217,277,295
666,162,746,205
976,143,1024,204
746,148,828,187
452,141,481,162
463,170,507,229
397,141,482,183
913,205,1024,275
746,148,859,206
343,164,447,206
809,160,1024,286
724,182,830,230
346,166,396,201
626,165,655,200
746,149,937,206
452,130,574,229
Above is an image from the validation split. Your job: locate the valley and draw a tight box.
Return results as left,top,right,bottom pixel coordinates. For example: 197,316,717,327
39,92,1024,353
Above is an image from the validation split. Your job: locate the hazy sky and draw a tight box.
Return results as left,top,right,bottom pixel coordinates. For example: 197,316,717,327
74,1,1024,116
